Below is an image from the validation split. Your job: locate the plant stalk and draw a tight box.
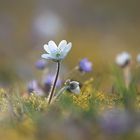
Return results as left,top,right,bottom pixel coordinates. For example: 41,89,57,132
123,65,131,89
48,61,60,104
53,86,68,99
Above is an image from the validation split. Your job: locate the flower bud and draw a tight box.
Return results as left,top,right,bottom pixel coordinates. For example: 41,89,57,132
115,52,131,68
65,80,81,94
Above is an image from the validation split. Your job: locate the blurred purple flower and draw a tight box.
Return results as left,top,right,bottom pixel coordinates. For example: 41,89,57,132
79,58,92,72
35,59,47,70
28,80,38,93
43,74,62,93
99,109,132,134
27,80,44,96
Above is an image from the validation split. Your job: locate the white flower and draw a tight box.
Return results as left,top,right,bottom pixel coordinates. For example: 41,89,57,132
41,40,72,61
116,52,131,67
136,54,140,63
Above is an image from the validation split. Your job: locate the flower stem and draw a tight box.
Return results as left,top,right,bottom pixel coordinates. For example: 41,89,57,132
123,65,131,89
48,61,60,104
55,86,68,98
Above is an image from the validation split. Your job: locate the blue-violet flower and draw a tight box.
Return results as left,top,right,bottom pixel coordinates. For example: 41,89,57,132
79,58,92,72
35,59,47,70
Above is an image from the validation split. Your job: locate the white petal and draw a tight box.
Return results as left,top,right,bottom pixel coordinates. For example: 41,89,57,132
63,42,72,54
71,86,81,94
58,40,67,50
73,81,79,85
116,52,131,66
48,40,58,53
41,54,52,59
43,52,62,61
43,44,50,53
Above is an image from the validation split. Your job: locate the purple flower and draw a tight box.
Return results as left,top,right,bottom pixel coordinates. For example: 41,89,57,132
99,109,132,134
43,74,62,92
27,80,44,96
35,59,47,70
79,58,92,72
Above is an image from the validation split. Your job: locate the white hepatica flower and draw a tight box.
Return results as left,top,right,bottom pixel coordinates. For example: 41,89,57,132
41,40,72,61
136,54,140,63
116,52,131,67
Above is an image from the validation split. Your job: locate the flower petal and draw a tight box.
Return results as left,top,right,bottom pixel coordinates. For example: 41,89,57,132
63,42,72,54
48,40,58,53
71,86,81,94
41,54,52,59
43,44,50,53
58,40,67,50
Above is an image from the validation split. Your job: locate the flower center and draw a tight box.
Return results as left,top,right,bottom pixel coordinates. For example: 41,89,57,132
56,53,61,57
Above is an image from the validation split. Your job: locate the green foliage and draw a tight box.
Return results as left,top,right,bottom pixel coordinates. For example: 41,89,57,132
0,72,140,140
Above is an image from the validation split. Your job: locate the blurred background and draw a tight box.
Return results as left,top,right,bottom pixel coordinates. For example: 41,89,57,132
0,0,140,88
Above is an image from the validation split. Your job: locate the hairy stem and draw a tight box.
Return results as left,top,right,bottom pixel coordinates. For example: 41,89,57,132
123,65,131,89
48,61,60,104
54,86,68,99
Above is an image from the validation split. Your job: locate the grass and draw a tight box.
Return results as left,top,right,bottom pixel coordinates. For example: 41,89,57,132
0,67,140,140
